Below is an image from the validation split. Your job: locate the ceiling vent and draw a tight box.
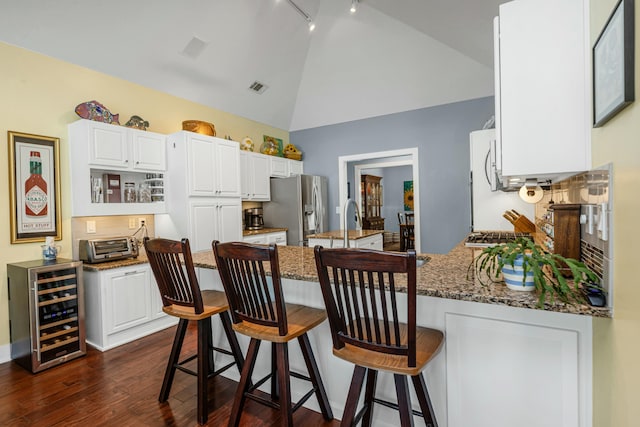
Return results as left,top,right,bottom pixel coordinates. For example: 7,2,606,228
248,81,269,94
181,36,208,59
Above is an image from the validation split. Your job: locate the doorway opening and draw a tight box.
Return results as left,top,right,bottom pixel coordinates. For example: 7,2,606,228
338,148,420,252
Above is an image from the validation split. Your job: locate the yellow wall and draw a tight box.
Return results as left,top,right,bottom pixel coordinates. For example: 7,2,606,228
0,42,288,347
590,1,640,425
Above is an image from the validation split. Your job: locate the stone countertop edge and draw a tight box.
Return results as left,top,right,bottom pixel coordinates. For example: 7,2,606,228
83,242,611,318
242,227,288,236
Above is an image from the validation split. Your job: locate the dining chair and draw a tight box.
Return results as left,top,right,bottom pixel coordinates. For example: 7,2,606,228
144,237,245,425
212,240,334,427
314,246,444,427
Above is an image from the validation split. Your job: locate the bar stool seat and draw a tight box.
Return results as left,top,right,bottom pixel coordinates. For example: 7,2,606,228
231,302,327,343
213,241,334,427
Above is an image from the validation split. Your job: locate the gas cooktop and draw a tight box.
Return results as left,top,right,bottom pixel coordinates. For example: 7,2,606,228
465,231,532,248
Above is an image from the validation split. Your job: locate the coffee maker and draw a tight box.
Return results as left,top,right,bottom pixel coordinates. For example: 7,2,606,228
244,208,264,230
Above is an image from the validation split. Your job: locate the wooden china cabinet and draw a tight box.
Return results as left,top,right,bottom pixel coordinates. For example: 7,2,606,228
360,175,384,230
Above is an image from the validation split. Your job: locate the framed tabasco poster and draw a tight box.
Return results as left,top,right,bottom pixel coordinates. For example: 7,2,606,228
8,131,62,243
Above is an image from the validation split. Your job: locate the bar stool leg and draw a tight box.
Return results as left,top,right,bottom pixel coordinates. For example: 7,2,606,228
275,342,293,427
159,318,189,402
362,369,378,427
412,373,438,427
341,365,367,427
229,338,261,427
298,333,333,420
197,318,211,425
219,311,245,374
394,374,414,427
271,342,279,401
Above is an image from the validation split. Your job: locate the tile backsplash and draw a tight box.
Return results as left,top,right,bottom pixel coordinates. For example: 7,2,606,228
71,215,155,259
536,164,613,308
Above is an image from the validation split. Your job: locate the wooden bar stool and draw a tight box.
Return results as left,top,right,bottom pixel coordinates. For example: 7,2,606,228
144,237,245,425
212,241,334,427
314,246,444,427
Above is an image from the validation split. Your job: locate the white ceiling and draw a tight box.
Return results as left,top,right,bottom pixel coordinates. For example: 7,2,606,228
0,0,504,131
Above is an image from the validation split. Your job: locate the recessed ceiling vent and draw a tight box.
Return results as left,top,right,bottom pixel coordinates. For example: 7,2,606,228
248,81,269,94
181,36,208,59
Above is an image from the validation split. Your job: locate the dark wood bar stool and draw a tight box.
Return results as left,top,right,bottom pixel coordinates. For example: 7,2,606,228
314,246,444,427
144,237,245,425
212,241,334,427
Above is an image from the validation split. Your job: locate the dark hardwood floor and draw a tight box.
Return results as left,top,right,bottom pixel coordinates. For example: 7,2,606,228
0,323,339,426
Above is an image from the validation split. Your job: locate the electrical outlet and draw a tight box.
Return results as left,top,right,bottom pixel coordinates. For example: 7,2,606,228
138,218,146,228
86,220,96,234
335,206,340,214
128,218,136,229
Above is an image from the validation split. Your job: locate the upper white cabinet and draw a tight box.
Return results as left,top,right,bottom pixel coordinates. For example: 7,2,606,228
84,120,166,172
270,156,304,178
495,0,590,180
240,151,271,201
68,119,167,216
168,132,240,198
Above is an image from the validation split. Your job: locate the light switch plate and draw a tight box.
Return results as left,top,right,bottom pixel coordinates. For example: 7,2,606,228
86,220,96,234
335,206,340,214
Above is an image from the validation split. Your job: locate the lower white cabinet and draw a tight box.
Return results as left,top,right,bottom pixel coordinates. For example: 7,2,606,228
83,264,177,351
242,231,287,245
308,233,383,250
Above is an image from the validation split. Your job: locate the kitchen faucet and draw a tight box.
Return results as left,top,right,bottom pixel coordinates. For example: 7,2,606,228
343,198,362,248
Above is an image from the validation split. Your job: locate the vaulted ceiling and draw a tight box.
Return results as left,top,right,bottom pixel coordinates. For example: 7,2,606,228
0,0,503,131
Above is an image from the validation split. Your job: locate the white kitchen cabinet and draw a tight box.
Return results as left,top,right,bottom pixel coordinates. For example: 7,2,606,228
308,233,382,250
240,151,271,201
446,313,581,427
188,199,242,252
288,159,304,176
159,132,242,251
242,231,287,245
171,131,240,198
83,264,177,351
495,0,590,180
270,156,304,178
270,156,288,177
266,231,287,245
68,119,167,216
242,234,267,244
75,119,166,172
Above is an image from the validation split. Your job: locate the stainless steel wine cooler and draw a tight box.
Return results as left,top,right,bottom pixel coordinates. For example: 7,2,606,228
7,259,86,373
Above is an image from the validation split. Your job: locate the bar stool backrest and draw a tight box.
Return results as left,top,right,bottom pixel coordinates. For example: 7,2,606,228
144,237,204,314
314,247,418,367
213,241,287,336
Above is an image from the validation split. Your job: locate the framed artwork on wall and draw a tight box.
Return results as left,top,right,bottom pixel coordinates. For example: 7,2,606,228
404,180,414,211
8,131,62,243
593,0,635,127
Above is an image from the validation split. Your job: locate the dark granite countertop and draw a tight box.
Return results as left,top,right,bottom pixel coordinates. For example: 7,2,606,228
84,241,611,317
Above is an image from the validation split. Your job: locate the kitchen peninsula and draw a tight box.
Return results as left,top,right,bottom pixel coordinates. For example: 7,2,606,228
189,241,607,427
307,229,384,250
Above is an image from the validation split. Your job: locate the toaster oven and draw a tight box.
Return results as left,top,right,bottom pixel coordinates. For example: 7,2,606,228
78,237,139,264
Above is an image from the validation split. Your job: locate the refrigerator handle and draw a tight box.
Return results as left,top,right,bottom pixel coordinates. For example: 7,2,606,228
312,182,320,232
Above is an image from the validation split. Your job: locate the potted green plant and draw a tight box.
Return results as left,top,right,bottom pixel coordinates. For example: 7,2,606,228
469,237,600,308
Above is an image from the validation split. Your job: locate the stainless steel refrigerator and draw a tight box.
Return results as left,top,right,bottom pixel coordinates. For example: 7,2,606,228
263,175,328,246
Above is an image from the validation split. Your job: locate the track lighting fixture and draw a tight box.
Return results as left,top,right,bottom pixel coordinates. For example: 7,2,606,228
286,0,316,32
350,0,359,13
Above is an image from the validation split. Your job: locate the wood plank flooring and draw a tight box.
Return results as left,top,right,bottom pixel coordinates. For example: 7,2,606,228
0,323,339,426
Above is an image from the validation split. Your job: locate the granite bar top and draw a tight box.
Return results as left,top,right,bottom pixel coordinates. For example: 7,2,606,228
83,241,611,317
191,242,611,318
242,227,288,237
307,229,384,240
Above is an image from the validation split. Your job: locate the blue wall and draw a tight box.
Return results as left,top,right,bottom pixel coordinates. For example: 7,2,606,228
291,96,494,254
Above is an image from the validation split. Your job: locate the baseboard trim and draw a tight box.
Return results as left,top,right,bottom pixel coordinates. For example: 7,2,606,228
0,343,11,364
